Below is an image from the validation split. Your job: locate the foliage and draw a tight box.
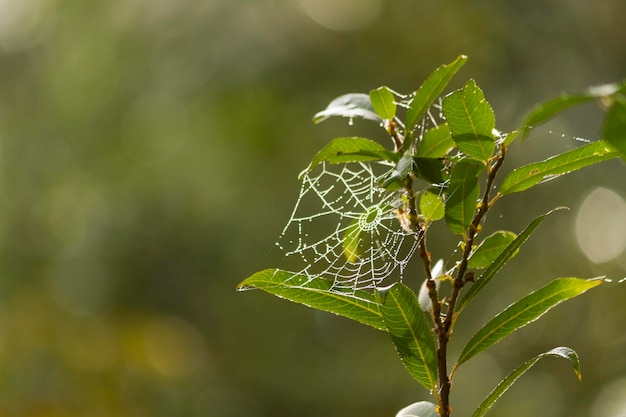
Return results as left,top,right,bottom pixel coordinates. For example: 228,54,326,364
238,56,626,416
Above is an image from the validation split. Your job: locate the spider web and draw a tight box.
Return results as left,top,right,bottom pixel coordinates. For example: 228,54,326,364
275,160,421,294
273,100,446,295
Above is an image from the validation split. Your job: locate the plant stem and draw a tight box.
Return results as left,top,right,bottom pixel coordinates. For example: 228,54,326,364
386,119,404,152
404,174,448,412
437,145,507,417
445,145,506,334
404,175,442,331
404,145,506,417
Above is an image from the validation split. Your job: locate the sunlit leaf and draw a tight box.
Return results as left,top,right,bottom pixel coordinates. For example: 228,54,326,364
237,269,386,331
457,208,564,313
457,278,603,366
502,129,521,146
313,93,382,124
396,401,439,417
603,98,626,161
416,124,455,158
499,140,619,195
520,81,625,137
443,80,496,161
445,160,482,234
342,220,362,263
420,188,445,223
468,231,517,269
406,55,468,131
379,283,438,392
370,86,397,120
303,137,398,177
472,347,581,417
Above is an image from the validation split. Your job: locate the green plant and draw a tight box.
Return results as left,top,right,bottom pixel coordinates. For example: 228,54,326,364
238,55,626,417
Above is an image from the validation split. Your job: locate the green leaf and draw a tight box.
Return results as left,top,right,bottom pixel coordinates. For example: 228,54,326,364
603,98,626,161
413,157,448,185
379,283,438,392
370,86,397,120
521,81,625,137
443,79,496,161
444,160,482,234
472,347,581,417
523,95,600,135
468,231,517,269
420,188,445,223
499,140,619,195
313,93,382,124
457,278,603,366
396,401,439,417
342,220,362,263
416,124,455,158
502,129,521,146
304,137,398,176
457,208,563,313
382,152,413,188
406,55,468,131
237,269,386,331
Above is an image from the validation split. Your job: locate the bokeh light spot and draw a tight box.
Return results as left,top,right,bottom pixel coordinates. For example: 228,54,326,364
591,377,626,417
575,187,626,263
297,0,382,31
0,0,53,51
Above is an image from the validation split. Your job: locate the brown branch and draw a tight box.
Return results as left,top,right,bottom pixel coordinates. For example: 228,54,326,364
386,119,405,152
435,145,506,417
404,176,442,330
404,173,449,413
402,145,506,417
445,145,506,333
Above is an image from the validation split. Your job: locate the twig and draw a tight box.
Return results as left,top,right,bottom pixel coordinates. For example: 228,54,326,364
436,145,507,417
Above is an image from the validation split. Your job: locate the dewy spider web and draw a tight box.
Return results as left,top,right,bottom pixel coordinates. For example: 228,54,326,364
274,100,446,295
275,161,421,294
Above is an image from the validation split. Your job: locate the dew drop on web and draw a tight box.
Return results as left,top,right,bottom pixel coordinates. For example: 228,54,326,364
274,161,420,293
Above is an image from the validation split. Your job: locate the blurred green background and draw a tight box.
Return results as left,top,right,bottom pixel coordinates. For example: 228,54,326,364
0,0,625,416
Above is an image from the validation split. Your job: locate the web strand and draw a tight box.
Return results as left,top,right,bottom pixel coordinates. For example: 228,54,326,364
276,161,420,294
273,101,447,295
